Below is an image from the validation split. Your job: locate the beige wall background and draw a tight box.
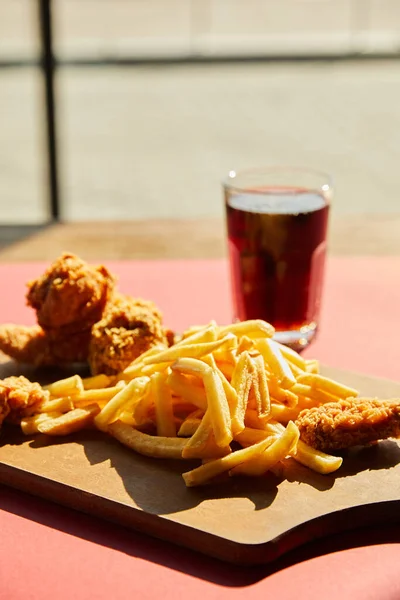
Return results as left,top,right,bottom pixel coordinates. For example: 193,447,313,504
0,1,399,223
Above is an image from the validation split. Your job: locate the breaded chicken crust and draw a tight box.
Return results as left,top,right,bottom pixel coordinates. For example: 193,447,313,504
296,397,400,450
88,295,168,375
0,375,49,425
27,252,115,333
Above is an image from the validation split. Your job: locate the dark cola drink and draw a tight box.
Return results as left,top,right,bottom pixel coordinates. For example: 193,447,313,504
225,187,330,350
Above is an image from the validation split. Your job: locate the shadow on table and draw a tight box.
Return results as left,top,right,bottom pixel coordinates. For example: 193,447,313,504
0,484,399,587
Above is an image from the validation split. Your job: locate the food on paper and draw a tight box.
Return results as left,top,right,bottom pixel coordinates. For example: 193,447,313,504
0,315,399,488
0,255,399,489
0,253,171,372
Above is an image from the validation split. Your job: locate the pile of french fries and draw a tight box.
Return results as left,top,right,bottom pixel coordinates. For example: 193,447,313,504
20,319,360,487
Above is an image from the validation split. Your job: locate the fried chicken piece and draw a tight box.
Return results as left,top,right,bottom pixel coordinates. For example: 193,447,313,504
0,324,53,366
296,397,400,451
0,253,116,367
27,252,115,334
88,295,168,375
0,375,49,425
0,324,91,366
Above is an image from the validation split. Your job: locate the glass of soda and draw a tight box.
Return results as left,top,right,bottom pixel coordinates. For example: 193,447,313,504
223,167,332,352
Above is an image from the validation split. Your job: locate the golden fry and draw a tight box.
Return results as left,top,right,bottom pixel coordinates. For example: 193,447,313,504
82,374,113,390
296,373,359,399
43,375,84,397
235,426,278,447
268,378,298,407
72,385,125,407
143,334,236,366
218,320,275,340
152,372,176,437
118,343,167,381
275,342,306,371
38,396,74,414
305,359,320,374
177,410,203,437
172,358,232,447
94,377,149,431
256,339,296,388
109,420,187,459
251,354,271,418
293,439,343,474
21,412,63,435
291,383,339,405
166,371,207,410
182,435,273,486
182,412,231,459
174,323,217,346
37,404,100,436
230,351,253,434
229,421,299,477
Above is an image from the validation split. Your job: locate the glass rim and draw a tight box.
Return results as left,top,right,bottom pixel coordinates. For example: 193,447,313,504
222,166,333,195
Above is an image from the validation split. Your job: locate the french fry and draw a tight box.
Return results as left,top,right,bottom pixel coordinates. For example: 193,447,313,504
182,412,231,459
21,412,63,435
82,374,113,390
291,383,339,405
143,334,236,366
275,342,307,371
142,362,172,376
229,421,300,477
182,435,274,486
132,384,154,427
177,410,203,437
252,354,271,417
202,368,232,447
305,359,320,374
293,440,343,474
230,351,253,434
265,422,343,474
218,320,275,340
43,375,84,397
269,402,305,423
235,426,279,447
118,343,168,380
296,373,359,399
202,355,238,414
118,411,136,426
174,323,217,346
109,421,188,459
37,397,74,414
72,385,126,407
37,404,100,436
152,372,176,437
172,358,232,447
166,371,207,410
268,378,298,407
236,336,255,354
256,339,296,388
288,362,305,378
244,409,272,430
215,361,235,381
94,377,149,431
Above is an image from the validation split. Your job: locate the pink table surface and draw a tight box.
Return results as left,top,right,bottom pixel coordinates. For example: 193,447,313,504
0,257,399,600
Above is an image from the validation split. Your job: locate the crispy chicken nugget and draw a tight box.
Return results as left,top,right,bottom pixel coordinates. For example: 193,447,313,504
88,295,168,375
296,397,400,450
26,252,116,333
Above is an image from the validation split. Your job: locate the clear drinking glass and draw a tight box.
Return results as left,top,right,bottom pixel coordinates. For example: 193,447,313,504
223,167,332,351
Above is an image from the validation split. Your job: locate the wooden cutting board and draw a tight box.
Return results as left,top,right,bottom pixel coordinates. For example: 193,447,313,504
0,364,399,565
